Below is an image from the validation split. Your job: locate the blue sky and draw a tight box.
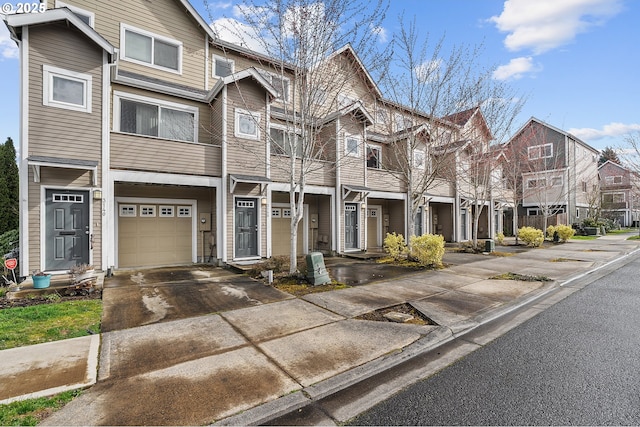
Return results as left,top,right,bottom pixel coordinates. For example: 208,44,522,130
1,0,638,152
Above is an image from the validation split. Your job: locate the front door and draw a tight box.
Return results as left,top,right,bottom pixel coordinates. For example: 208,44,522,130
45,189,90,271
345,203,358,250
235,198,258,258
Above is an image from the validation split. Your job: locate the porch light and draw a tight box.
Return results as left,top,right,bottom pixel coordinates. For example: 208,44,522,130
261,197,267,205
93,189,103,200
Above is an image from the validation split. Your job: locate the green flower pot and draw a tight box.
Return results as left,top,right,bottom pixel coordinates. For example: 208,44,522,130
32,274,51,289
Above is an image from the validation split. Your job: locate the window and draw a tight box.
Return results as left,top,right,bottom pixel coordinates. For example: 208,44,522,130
376,108,388,126
551,176,563,186
528,143,553,160
605,175,623,185
235,109,260,140
42,65,92,113
338,93,355,108
414,149,425,169
56,1,95,27
115,92,197,142
271,208,281,218
121,24,182,73
270,127,302,157
395,113,413,131
527,208,542,216
258,70,290,102
159,206,174,217
527,178,546,188
119,205,136,217
53,194,84,202
177,206,192,217
345,135,360,157
282,209,292,218
140,205,156,217
603,193,625,203
212,54,234,78
367,145,381,169
581,181,587,192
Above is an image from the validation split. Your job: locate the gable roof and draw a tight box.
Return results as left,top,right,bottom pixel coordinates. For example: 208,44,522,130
206,67,279,102
598,159,632,173
509,117,599,154
3,8,115,56
443,106,493,141
323,44,383,99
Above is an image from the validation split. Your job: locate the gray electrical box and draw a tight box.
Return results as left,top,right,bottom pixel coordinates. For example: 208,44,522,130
306,252,331,285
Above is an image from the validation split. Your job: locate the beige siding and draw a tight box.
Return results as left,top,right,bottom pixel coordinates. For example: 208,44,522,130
52,0,208,88
367,169,404,193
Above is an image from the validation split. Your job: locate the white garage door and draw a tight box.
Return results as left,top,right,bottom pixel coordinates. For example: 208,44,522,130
271,207,304,257
118,203,193,268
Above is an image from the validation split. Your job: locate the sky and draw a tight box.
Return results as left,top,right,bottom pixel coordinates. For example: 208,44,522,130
0,0,639,153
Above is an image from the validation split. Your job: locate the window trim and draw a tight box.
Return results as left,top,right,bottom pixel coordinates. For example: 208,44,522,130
258,69,290,102
527,178,546,189
345,134,361,157
234,108,261,140
270,124,302,158
42,65,92,113
113,91,199,143
212,54,235,78
120,23,183,74
56,0,95,27
528,143,553,160
414,149,425,169
367,144,381,169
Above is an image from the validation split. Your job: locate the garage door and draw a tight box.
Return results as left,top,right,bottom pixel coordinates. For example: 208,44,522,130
271,207,304,257
118,203,193,268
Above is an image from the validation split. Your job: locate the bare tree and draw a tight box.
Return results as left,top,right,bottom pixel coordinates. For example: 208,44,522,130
207,0,387,273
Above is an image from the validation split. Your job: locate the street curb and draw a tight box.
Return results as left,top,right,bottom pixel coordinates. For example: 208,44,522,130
215,245,640,426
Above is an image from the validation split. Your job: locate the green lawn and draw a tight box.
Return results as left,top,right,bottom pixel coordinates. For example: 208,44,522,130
0,390,81,426
606,228,636,235
571,235,599,240
0,300,102,350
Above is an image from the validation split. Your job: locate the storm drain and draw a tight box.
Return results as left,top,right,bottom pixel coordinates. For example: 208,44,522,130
355,303,438,326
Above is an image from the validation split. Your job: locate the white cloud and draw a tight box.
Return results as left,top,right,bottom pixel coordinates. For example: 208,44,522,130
0,22,18,60
210,17,271,54
569,122,640,141
414,59,441,83
492,56,541,80
370,25,388,43
490,0,622,54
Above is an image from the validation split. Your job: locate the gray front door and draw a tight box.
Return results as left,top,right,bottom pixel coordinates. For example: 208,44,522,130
235,198,258,258
345,203,358,249
45,189,90,270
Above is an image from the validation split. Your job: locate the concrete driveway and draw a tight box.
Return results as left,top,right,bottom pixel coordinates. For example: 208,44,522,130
101,265,293,332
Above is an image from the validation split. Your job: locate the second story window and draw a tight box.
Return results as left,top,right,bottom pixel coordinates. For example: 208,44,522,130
605,175,623,185
258,70,290,102
367,145,381,169
527,178,546,188
56,1,95,27
42,65,92,113
235,109,260,140
414,149,425,169
528,143,553,160
270,127,302,157
213,55,234,78
121,24,182,73
345,135,360,157
115,92,197,142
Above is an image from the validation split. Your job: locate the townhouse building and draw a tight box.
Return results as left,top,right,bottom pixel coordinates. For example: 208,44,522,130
505,117,599,226
598,160,640,227
3,0,501,277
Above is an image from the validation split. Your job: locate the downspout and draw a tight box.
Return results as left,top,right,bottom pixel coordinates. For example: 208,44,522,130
18,28,29,277
335,118,341,253
102,52,115,273
265,92,271,258
221,85,228,262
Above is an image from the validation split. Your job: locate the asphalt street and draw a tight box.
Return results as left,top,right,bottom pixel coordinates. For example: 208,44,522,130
349,255,640,426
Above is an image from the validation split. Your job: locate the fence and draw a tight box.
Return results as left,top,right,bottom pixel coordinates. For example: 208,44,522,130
518,213,568,230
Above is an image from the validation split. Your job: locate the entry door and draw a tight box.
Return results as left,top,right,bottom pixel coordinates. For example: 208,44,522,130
45,189,90,270
345,203,358,249
235,198,258,258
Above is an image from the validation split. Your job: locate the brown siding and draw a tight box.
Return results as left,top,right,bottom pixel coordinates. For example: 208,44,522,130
53,0,208,88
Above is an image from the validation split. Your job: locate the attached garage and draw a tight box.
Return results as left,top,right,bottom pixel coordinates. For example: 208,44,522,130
117,201,195,268
271,205,306,257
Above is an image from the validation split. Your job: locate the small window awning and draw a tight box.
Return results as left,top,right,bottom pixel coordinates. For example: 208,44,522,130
229,174,271,194
27,156,99,186
342,184,371,200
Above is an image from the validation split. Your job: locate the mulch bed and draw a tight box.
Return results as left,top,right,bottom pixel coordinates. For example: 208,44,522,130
0,290,102,309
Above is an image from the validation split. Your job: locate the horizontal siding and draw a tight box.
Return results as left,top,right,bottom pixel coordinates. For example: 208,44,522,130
28,24,103,164
61,0,207,88
111,133,220,176
367,169,404,193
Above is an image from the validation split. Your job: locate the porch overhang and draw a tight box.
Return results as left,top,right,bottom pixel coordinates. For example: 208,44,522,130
342,184,370,200
229,174,271,195
27,156,98,186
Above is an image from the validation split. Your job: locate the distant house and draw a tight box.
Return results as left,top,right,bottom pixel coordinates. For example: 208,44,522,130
598,160,640,227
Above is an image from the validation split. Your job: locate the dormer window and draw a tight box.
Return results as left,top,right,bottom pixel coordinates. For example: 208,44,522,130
121,24,182,73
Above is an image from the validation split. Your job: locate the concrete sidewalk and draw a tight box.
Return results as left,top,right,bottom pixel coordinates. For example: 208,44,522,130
1,233,638,425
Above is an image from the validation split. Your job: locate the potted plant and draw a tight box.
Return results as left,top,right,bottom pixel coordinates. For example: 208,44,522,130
32,270,51,289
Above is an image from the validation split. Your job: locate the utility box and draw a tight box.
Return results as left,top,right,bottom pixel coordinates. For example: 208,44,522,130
306,252,331,285
485,239,495,253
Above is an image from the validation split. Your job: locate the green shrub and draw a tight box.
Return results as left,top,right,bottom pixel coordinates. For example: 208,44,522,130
546,225,556,239
518,226,544,247
0,229,19,257
384,232,407,261
555,224,575,242
495,232,505,245
408,234,445,268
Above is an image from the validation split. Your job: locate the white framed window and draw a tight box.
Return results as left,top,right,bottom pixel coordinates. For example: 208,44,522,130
367,145,381,169
119,205,136,217
212,54,234,78
581,181,588,192
527,208,542,216
395,113,413,131
56,1,95,27
177,206,192,217
120,23,182,73
159,206,174,217
42,65,92,113
53,193,84,203
605,175,623,185
603,193,625,203
528,143,553,160
338,93,355,108
527,178,546,188
376,108,388,126
258,69,290,102
345,135,360,157
270,126,302,158
271,208,281,218
551,176,563,186
368,209,378,217
576,209,580,218
114,91,197,142
140,205,156,217
414,149,425,169
282,208,292,218
235,109,260,140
